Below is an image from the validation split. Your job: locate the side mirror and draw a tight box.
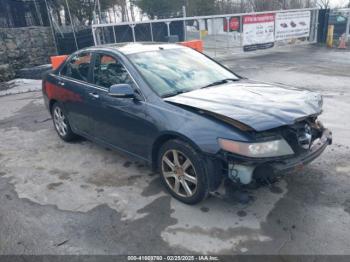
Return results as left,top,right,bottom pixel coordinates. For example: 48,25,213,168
109,84,135,98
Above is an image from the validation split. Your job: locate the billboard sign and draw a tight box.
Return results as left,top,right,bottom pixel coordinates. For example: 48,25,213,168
275,11,311,41
243,13,275,51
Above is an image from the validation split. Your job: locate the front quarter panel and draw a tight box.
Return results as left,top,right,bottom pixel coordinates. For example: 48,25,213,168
147,99,252,156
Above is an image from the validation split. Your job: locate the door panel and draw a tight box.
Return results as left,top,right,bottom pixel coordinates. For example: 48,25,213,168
58,52,94,135
86,53,157,159
91,91,157,158
63,80,92,134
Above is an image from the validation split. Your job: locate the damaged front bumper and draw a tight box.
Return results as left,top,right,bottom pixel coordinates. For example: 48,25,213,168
220,128,332,184
270,129,332,174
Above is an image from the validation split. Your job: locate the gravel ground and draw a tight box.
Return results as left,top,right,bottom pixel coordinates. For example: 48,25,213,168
0,79,42,97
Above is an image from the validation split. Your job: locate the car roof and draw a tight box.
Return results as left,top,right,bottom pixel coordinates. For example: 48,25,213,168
84,42,184,55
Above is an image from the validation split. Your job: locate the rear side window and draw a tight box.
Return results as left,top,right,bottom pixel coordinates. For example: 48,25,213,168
61,53,92,82
92,54,134,89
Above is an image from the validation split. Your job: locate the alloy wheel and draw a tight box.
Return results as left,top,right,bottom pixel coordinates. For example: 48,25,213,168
161,149,198,198
53,106,68,137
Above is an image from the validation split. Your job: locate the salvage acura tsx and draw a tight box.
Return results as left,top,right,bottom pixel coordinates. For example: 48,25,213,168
42,43,332,204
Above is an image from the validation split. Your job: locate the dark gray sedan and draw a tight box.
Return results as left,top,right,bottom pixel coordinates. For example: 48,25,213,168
42,43,332,204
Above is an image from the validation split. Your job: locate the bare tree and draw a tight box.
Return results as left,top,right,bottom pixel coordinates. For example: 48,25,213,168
315,0,331,9
247,0,282,12
246,0,317,11
304,0,316,8
216,0,242,14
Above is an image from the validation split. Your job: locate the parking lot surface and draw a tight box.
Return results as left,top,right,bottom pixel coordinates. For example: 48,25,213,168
1,45,350,255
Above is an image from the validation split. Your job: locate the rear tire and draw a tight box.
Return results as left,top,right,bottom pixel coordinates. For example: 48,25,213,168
51,103,77,142
158,139,210,204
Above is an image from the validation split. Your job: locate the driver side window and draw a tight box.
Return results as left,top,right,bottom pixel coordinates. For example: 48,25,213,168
93,54,133,89
61,53,91,82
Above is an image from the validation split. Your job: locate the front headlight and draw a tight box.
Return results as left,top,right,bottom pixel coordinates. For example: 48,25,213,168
218,138,294,158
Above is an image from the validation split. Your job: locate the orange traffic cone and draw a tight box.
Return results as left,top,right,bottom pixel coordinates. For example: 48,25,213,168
338,34,347,49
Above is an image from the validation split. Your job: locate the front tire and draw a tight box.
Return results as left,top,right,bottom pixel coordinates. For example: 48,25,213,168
158,139,209,204
52,103,77,142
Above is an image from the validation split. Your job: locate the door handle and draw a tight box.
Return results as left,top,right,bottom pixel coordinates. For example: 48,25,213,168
88,92,99,99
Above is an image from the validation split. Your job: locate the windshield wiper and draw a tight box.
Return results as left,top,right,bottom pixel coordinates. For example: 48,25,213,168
162,78,239,98
162,89,191,98
201,78,239,89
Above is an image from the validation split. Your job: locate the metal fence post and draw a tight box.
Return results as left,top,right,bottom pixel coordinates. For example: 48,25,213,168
150,22,154,42
226,17,230,50
213,18,217,57
183,5,187,41
346,10,350,41
33,0,43,26
166,22,171,37
131,24,136,42
112,25,116,43
239,15,243,48
314,10,319,44
64,0,79,50
92,26,98,46
309,10,315,42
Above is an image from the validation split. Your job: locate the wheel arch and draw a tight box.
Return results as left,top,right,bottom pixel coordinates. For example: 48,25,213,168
49,99,58,114
151,131,203,171
49,100,69,117
152,131,224,193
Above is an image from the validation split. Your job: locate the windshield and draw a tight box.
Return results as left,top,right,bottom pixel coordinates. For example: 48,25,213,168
127,48,239,97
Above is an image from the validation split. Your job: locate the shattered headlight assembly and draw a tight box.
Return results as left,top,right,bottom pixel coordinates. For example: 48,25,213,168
218,138,294,158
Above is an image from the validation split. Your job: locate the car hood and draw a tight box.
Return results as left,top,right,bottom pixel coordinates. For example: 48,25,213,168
164,81,323,131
